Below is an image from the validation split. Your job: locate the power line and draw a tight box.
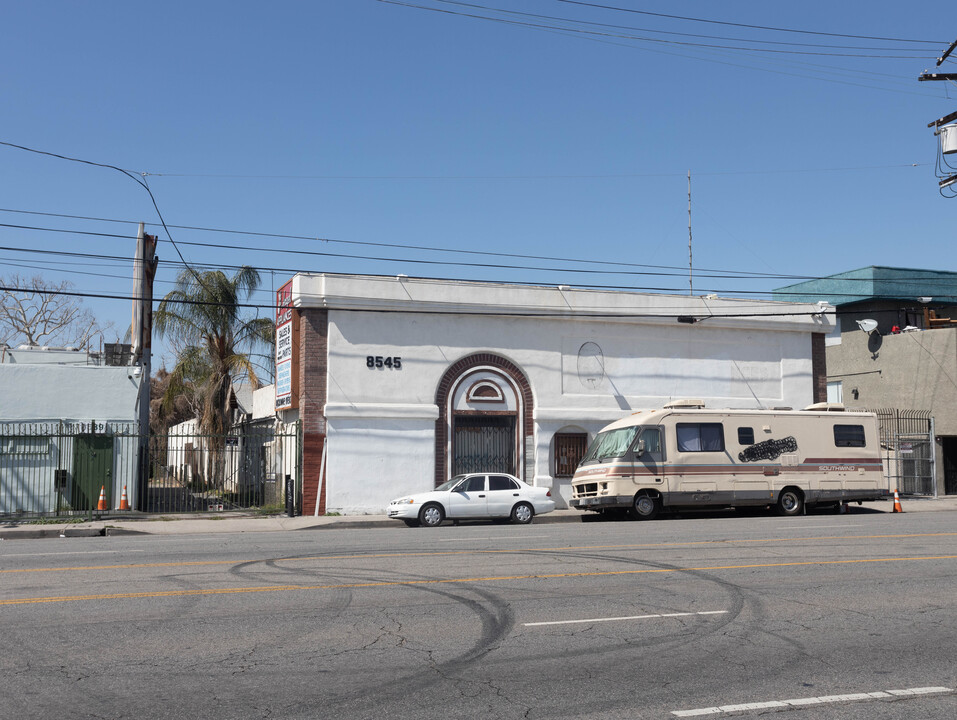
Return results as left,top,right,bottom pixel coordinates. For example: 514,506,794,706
551,0,945,44
377,0,939,58
0,281,835,319
0,140,219,303
4,218,957,294
0,220,816,282
435,0,938,51
422,0,927,53
4,242,954,303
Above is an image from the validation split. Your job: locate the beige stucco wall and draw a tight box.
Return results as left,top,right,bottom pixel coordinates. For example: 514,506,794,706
827,328,957,435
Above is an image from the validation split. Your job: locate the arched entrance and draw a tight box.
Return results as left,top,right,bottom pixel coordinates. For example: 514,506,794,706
434,353,534,486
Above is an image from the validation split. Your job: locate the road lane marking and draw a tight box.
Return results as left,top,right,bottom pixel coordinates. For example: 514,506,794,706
672,686,953,716
524,610,727,626
4,531,957,575
0,550,146,558
436,535,551,541
3,555,957,606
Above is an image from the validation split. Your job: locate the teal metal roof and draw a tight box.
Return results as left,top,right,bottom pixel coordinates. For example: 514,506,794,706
773,266,957,306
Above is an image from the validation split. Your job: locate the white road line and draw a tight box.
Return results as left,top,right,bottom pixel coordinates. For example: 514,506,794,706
524,610,727,627
671,686,953,716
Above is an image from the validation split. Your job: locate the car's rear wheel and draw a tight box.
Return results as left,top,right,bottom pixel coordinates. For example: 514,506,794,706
419,503,445,527
511,502,534,524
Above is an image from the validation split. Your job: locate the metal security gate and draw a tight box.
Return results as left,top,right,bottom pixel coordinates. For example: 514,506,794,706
873,409,936,497
148,421,301,513
1,420,301,519
452,415,516,476
1,421,140,519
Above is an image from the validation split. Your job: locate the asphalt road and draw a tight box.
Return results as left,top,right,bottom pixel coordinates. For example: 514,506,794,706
2,510,956,720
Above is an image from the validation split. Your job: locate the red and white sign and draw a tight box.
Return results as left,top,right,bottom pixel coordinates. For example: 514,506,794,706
275,279,298,410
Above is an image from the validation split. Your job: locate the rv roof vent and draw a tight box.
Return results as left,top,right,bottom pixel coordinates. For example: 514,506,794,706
803,402,845,412
664,399,706,409
771,406,793,411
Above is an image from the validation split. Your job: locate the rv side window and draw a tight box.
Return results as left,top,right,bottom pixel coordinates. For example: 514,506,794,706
676,423,725,452
834,424,866,447
737,427,755,445
639,428,662,454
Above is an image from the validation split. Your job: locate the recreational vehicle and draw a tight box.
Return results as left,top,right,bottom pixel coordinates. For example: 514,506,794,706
570,401,887,519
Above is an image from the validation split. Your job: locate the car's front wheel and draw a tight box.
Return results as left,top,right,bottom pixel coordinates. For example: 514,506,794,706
510,502,534,524
419,503,445,527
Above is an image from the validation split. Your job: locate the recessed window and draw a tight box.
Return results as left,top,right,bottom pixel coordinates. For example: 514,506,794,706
0,436,50,455
737,427,755,445
676,423,725,452
834,424,866,447
554,433,588,477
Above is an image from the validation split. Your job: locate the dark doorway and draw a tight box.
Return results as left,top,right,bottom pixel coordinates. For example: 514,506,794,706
452,415,516,476
943,437,957,495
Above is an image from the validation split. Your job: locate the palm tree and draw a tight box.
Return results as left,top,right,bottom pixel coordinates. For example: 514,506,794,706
155,266,274,488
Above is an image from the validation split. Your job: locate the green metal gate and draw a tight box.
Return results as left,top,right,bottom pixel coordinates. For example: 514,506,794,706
72,434,114,511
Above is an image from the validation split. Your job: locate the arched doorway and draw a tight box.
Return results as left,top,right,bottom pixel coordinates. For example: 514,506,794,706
434,353,534,486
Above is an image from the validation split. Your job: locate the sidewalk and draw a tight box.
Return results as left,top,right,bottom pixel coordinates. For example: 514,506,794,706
2,496,956,540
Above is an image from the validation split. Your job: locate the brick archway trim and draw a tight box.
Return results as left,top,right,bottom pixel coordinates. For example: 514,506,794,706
434,353,534,486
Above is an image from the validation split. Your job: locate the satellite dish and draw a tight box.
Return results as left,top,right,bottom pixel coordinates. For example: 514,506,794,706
856,319,878,334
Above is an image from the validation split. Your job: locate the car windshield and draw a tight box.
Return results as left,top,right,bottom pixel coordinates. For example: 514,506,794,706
435,475,468,491
580,427,640,465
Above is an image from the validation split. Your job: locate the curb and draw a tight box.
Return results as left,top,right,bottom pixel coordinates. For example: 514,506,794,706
3,498,956,540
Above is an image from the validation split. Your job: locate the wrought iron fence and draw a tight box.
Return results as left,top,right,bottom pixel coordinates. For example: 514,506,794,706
1,419,301,519
872,408,936,497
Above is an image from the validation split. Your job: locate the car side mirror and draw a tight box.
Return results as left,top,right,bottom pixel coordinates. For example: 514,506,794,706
635,439,645,457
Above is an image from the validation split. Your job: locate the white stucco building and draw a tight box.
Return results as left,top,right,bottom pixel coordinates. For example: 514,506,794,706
0,345,146,514
275,274,832,515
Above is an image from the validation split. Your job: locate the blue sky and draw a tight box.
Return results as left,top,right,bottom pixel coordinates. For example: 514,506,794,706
1,1,955,368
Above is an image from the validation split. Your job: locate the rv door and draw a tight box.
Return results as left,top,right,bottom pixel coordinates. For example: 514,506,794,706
634,427,665,489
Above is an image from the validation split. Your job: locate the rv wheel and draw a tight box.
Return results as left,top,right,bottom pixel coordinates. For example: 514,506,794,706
775,488,804,517
631,493,661,521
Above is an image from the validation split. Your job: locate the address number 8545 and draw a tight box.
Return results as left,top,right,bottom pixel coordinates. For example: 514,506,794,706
367,356,402,369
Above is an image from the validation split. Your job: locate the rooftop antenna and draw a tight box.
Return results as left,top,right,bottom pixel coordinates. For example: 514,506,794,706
688,170,693,295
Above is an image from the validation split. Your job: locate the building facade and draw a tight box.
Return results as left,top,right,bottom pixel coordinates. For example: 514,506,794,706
278,274,832,514
0,345,146,514
775,266,957,495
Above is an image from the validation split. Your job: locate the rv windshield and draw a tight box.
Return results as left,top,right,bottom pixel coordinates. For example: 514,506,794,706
580,427,640,465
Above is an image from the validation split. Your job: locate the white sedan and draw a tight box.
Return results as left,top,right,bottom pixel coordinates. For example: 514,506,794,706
388,473,556,527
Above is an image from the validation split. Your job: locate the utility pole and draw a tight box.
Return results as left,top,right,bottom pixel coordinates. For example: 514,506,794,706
132,223,158,510
688,170,693,295
918,36,957,194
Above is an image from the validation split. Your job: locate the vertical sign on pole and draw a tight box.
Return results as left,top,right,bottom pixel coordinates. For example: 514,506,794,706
275,279,299,411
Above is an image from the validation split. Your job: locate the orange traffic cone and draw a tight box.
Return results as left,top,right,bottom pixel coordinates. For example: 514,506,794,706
97,485,107,511
892,489,903,513
119,485,130,511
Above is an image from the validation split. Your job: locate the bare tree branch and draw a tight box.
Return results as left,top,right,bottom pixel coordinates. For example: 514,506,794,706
0,274,113,348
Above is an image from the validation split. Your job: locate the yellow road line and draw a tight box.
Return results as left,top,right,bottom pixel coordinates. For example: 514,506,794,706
3,554,957,607
2,531,957,575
